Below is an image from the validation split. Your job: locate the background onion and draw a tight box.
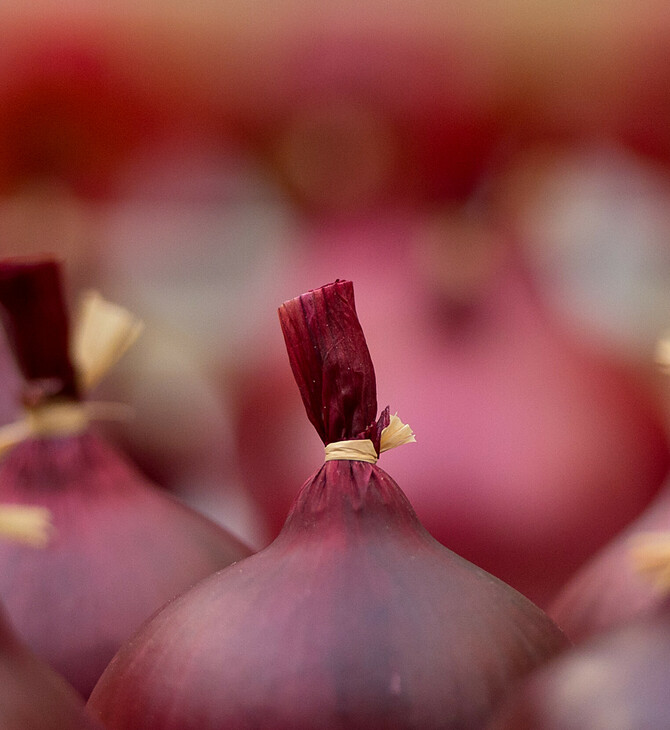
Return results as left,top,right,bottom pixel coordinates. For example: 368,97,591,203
0,258,251,697
488,606,670,729
0,505,103,729
0,612,103,729
550,484,670,642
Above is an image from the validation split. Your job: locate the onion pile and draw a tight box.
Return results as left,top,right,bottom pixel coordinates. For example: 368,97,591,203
0,503,103,729
89,279,567,729
0,257,251,698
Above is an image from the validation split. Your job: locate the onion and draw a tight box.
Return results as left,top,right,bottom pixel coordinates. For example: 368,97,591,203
549,482,670,643
0,35,157,198
0,258,251,698
233,224,670,605
489,545,670,730
0,337,21,426
488,612,670,729
549,333,670,640
247,36,499,213
0,604,103,729
0,503,102,729
89,279,567,729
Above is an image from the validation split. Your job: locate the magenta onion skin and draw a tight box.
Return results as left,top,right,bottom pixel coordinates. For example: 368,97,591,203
90,461,567,730
0,431,251,698
89,280,567,729
0,603,103,729
549,484,670,643
0,257,252,697
487,610,670,730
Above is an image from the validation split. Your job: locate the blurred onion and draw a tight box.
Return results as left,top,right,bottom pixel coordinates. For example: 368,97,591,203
488,606,670,729
0,259,252,697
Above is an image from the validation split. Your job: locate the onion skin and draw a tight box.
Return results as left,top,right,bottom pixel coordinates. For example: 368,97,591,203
89,461,567,730
88,280,567,729
0,432,251,698
0,258,79,401
0,603,104,729
0,258,252,697
549,485,670,643
0,339,21,425
487,610,670,730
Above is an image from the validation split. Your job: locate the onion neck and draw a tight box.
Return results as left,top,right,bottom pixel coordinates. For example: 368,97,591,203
279,280,379,446
0,259,80,401
278,461,430,543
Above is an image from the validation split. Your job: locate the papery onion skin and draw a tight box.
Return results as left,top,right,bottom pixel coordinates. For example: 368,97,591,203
0,257,252,697
89,460,567,730
0,603,104,729
0,432,251,698
0,340,21,426
487,610,670,730
549,486,670,643
88,280,567,729
0,257,79,400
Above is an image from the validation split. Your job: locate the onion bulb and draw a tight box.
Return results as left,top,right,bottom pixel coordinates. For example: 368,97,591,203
490,542,670,729
488,611,670,729
89,279,567,729
0,258,251,698
550,486,670,642
549,331,670,640
0,503,103,728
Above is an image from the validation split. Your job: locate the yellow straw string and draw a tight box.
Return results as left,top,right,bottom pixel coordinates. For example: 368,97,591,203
324,414,415,464
630,531,670,593
0,292,142,458
0,504,54,548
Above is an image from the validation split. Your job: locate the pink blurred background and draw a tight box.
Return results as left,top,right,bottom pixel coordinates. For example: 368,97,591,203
3,1,670,606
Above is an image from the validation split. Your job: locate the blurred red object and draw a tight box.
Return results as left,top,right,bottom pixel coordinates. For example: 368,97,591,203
494,143,670,361
231,36,500,214
0,36,157,198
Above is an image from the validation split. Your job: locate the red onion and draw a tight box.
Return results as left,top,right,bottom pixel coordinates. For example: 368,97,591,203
0,36,157,198
0,604,103,729
549,481,670,643
0,337,21,426
0,258,251,698
0,505,103,729
488,600,670,729
89,279,567,729
233,225,670,605
548,334,670,640
246,36,499,213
